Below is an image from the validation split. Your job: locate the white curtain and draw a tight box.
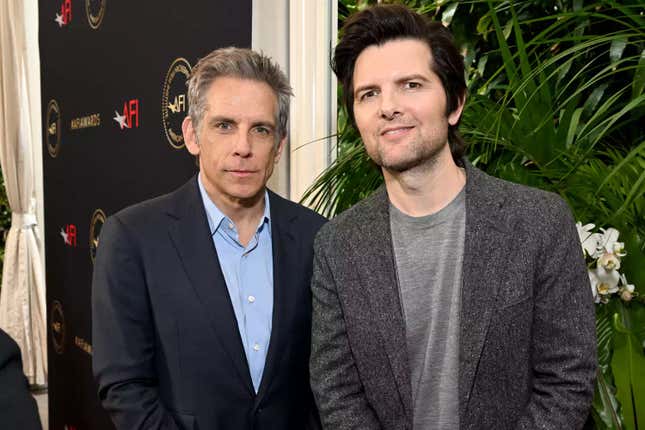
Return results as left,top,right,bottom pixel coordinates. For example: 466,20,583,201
0,0,47,385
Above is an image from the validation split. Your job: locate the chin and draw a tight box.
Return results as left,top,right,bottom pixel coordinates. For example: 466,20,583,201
230,188,264,201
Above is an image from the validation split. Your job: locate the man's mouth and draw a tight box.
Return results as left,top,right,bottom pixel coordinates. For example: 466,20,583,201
227,169,257,177
380,126,414,136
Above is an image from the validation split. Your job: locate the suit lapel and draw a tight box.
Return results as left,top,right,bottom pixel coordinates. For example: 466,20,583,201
352,187,413,420
166,177,254,396
459,164,512,418
255,192,298,402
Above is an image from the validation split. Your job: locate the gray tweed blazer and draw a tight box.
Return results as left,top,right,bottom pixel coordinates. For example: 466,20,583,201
310,161,596,430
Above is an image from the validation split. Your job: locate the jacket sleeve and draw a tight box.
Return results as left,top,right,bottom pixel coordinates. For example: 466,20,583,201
515,197,597,430
0,329,41,430
309,232,381,430
92,216,180,430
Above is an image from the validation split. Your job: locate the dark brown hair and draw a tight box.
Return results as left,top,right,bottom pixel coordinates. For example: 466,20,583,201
333,4,467,160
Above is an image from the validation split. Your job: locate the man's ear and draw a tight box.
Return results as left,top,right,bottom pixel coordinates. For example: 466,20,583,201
273,135,287,164
448,93,466,126
182,117,200,156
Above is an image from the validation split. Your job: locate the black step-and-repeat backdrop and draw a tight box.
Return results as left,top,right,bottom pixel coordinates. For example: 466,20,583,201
40,1,251,428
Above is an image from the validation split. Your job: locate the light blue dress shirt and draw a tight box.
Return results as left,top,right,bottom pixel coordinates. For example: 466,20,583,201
197,176,274,393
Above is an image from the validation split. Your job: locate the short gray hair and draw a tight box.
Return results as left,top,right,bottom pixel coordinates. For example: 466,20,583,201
187,47,292,140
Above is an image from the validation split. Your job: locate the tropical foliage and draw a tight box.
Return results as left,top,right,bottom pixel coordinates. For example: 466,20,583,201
302,1,645,428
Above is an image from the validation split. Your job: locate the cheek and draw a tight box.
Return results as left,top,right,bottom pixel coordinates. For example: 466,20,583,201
261,147,278,169
354,114,374,141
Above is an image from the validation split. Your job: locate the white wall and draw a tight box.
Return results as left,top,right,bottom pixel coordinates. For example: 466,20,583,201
253,0,336,202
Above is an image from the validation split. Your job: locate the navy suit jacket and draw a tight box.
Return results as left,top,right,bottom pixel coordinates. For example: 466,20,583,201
92,176,326,429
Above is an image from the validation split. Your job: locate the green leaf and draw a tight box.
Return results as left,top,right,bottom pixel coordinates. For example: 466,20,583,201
583,83,609,117
477,54,488,78
593,369,624,430
566,108,584,148
632,49,645,101
592,305,624,429
503,19,512,41
611,304,645,430
476,11,492,37
556,59,573,88
610,38,628,64
441,3,458,27
573,0,583,12
622,233,645,295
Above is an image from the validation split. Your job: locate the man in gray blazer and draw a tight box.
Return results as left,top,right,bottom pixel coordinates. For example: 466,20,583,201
310,4,596,429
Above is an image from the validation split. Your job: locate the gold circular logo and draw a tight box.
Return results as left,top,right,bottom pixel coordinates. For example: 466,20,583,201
50,300,66,354
90,209,106,264
86,0,106,29
46,99,62,158
162,57,191,149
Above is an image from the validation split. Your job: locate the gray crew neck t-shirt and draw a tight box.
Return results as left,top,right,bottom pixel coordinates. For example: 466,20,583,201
390,188,466,430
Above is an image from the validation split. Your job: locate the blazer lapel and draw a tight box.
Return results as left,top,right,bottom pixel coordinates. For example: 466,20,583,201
254,192,298,402
459,164,512,418
351,187,413,420
166,177,254,396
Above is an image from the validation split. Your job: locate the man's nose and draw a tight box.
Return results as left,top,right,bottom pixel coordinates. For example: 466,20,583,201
233,132,252,157
378,90,401,120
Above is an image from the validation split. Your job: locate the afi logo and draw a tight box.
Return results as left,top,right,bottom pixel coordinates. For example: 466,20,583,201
113,99,140,129
55,0,72,27
60,224,77,247
167,94,186,114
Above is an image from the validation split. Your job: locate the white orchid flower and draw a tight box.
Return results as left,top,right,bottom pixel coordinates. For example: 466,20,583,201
576,222,602,257
612,241,626,257
620,273,635,293
578,222,636,305
594,266,620,297
599,227,621,254
588,270,601,304
619,273,635,301
620,290,633,301
598,252,621,271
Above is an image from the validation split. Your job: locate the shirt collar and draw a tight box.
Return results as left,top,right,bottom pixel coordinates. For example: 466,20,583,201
197,174,271,236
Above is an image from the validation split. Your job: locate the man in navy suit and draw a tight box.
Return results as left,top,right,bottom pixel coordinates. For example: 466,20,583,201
92,47,325,430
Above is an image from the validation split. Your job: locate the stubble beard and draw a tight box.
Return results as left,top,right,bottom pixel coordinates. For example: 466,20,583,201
370,134,447,174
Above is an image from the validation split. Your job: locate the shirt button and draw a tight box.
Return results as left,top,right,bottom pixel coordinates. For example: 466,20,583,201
228,222,234,229
248,295,256,303
253,343,260,351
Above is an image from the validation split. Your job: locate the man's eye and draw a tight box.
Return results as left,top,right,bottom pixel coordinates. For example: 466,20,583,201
254,126,271,135
405,81,421,89
359,90,377,101
215,122,232,130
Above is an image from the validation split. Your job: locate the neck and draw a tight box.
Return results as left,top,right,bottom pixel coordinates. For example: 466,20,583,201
383,148,465,217
200,173,266,246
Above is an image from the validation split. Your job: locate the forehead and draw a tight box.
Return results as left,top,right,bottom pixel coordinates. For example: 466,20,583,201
353,38,434,87
204,76,278,122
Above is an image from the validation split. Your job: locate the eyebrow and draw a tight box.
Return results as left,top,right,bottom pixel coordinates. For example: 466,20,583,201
396,74,430,85
354,74,431,97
